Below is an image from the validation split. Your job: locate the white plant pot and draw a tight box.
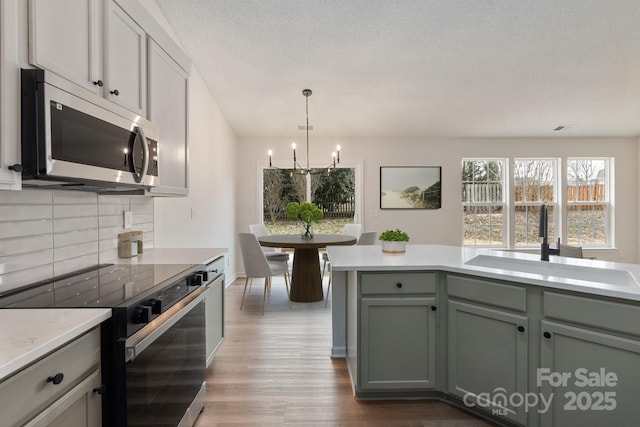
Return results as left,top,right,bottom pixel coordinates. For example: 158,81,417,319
381,241,407,254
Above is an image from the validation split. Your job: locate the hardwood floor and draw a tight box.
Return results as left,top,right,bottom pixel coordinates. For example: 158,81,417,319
195,277,492,426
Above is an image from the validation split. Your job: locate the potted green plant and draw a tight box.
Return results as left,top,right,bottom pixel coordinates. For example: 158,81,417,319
379,228,410,253
286,201,323,239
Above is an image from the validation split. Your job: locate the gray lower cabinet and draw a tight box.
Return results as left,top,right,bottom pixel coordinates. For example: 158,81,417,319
0,327,102,427
349,272,438,395
23,370,101,427
360,296,437,390
447,300,528,425
540,291,640,426
540,327,640,425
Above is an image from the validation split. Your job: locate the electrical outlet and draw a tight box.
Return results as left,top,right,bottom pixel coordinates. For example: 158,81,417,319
123,210,133,229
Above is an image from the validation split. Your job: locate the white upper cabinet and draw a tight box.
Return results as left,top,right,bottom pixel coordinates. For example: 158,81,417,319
0,0,22,189
105,1,146,115
28,0,103,95
29,0,146,116
147,40,188,195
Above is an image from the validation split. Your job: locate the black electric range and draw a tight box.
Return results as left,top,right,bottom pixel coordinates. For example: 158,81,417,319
0,262,208,427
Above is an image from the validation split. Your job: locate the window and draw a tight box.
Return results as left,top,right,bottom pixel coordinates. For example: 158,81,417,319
462,159,506,246
462,157,613,249
566,159,610,246
514,159,557,247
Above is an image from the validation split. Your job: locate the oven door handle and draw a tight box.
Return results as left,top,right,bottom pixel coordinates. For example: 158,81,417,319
125,286,208,362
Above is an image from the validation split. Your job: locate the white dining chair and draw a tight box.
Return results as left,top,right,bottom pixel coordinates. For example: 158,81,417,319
248,223,290,263
238,233,290,315
321,223,362,281
558,243,584,258
324,230,377,307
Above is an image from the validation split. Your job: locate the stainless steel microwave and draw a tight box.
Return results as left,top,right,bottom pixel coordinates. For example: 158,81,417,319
20,68,159,191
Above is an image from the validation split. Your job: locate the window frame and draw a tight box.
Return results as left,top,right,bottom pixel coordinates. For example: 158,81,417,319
513,158,559,248
461,157,614,250
565,157,612,248
461,158,508,247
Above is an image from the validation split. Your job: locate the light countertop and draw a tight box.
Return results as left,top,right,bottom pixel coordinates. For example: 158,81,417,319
0,309,111,382
327,244,640,302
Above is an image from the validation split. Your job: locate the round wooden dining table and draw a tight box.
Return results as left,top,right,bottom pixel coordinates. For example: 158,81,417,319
258,234,357,302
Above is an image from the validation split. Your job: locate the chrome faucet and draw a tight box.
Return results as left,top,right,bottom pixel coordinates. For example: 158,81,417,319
539,204,560,261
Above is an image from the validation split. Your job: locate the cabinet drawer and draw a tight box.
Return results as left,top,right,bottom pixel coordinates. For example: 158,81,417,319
360,272,436,295
544,291,640,337
0,327,101,427
447,274,527,312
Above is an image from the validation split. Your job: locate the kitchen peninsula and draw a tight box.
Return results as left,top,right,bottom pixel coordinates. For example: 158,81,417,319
326,245,640,426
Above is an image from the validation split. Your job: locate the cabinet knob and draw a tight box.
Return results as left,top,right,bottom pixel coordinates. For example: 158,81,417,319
517,325,525,332
430,306,437,311
110,89,120,96
93,80,104,87
47,373,64,385
8,164,23,172
543,331,552,339
396,282,403,288
92,384,106,395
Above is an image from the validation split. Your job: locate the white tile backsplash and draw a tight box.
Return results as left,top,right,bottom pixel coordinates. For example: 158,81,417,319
0,189,154,293
0,234,53,258
0,219,53,239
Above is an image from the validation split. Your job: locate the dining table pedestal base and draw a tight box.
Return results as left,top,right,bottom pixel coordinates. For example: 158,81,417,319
258,234,357,303
290,248,324,302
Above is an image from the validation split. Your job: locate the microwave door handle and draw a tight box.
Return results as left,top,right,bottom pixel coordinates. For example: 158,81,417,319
134,126,149,183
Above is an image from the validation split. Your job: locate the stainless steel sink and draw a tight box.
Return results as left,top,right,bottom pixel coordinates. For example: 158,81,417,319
465,255,639,287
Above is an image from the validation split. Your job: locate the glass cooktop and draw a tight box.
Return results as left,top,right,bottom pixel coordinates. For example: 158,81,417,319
0,263,199,309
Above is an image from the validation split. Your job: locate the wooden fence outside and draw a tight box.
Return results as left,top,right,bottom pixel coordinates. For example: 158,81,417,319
463,183,605,210
265,195,355,221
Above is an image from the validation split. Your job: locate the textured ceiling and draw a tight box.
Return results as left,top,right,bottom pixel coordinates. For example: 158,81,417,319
154,0,640,138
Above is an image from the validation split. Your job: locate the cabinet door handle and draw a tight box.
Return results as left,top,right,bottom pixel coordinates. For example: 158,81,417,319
396,282,403,288
93,80,104,87
517,325,525,332
430,306,437,311
543,331,552,339
110,89,120,96
8,164,23,172
92,384,106,395
47,373,64,385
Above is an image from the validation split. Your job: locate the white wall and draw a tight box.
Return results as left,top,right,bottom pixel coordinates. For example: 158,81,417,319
154,68,238,276
238,136,638,263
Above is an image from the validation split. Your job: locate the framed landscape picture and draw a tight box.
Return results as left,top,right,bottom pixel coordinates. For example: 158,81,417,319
380,166,442,209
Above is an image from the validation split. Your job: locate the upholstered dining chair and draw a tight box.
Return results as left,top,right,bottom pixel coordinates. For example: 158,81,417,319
238,233,290,315
558,243,584,259
248,223,290,263
324,230,377,307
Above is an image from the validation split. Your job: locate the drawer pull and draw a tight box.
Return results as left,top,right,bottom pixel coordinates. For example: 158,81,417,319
93,384,106,395
93,80,103,87
517,325,525,332
110,89,120,96
431,306,437,311
543,331,552,339
396,283,403,288
46,373,64,385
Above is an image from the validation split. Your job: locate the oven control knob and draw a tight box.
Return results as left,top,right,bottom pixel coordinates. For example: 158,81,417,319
149,298,162,314
134,305,152,324
187,274,203,287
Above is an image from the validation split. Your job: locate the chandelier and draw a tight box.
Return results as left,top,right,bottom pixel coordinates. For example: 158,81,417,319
268,89,341,175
